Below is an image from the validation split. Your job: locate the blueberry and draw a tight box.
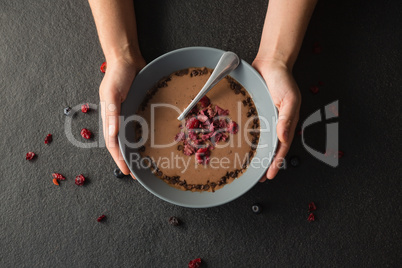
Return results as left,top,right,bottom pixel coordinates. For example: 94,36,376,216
64,107,72,116
251,203,262,214
113,168,125,178
290,156,300,167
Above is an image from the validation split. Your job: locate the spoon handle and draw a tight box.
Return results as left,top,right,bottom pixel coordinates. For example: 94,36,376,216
177,51,240,121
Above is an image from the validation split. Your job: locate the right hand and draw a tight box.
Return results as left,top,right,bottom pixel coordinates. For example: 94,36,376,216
99,57,146,178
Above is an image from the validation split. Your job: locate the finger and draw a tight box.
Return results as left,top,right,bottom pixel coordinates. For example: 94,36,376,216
130,172,136,180
267,98,300,179
101,91,131,175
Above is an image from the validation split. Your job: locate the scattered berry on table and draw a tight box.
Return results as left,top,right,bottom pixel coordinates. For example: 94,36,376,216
307,213,316,222
81,128,92,139
52,178,59,186
75,174,86,186
113,168,125,178
81,103,89,113
97,215,106,222
64,107,72,116
52,173,66,181
188,258,202,268
26,152,36,161
310,85,319,94
44,134,53,144
168,216,180,226
290,156,300,167
100,62,107,73
308,202,317,212
251,203,262,214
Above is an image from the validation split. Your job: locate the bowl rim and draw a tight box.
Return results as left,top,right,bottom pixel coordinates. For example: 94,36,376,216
118,46,278,208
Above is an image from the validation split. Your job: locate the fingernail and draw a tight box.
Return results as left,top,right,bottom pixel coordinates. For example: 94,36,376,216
109,125,115,136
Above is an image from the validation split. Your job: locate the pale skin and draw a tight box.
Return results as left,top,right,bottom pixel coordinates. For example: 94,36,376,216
88,0,317,180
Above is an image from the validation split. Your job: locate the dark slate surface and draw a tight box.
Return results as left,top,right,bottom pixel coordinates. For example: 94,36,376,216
1,0,401,267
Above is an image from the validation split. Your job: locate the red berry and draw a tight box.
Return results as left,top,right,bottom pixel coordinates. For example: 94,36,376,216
310,85,319,94
81,128,92,139
195,148,210,165
100,62,107,73
81,103,89,113
52,178,59,186
44,134,52,144
227,121,238,134
198,96,210,107
188,258,202,268
52,173,66,181
312,42,322,54
186,117,200,130
308,202,317,212
307,213,316,222
26,152,36,161
75,174,86,186
97,215,106,222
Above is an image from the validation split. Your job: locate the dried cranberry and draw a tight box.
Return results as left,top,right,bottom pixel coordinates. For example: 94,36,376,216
312,42,322,54
44,134,52,144
186,117,200,129
81,128,92,139
81,103,89,113
227,121,238,134
195,148,210,165
168,216,180,226
52,173,66,181
308,202,317,212
199,96,210,107
310,85,319,94
97,215,106,222
26,152,36,161
188,258,202,268
307,213,315,222
75,174,86,186
100,62,107,73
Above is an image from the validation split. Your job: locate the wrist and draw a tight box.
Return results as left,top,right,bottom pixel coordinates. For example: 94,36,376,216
105,45,145,74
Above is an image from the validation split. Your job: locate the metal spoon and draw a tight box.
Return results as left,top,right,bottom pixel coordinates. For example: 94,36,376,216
177,51,240,121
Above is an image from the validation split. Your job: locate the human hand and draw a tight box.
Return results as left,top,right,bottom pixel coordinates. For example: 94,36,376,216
252,58,301,181
100,57,146,178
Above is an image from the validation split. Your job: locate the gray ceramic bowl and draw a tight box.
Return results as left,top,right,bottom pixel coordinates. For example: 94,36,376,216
118,47,278,208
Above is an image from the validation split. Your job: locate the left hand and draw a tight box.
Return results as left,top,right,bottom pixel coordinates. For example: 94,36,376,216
252,58,301,181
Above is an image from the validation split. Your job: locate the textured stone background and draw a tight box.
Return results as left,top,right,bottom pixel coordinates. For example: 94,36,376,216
1,0,401,267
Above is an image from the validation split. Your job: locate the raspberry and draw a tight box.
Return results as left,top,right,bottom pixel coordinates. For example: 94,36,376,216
188,258,202,268
195,148,210,165
97,215,106,222
227,121,238,134
168,216,180,226
198,96,210,107
52,173,66,181
307,213,315,222
186,117,200,130
75,174,86,186
81,128,92,139
308,202,317,212
100,62,107,73
81,103,89,113
310,85,319,94
26,152,36,161
44,134,52,144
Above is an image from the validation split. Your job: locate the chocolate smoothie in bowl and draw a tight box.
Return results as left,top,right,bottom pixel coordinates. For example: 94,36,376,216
135,67,260,192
